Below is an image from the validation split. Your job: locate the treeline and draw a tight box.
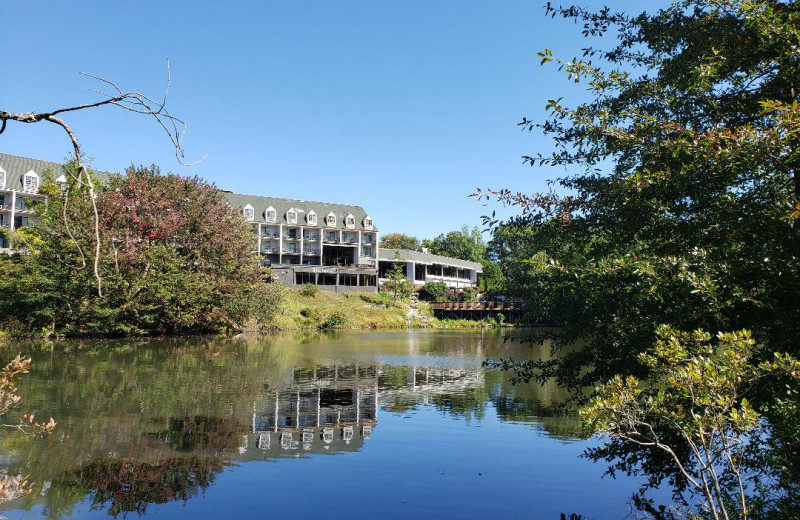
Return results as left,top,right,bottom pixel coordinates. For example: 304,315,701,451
0,165,284,336
479,1,800,519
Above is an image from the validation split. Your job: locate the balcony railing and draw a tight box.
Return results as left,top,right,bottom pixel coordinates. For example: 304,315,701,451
303,249,320,255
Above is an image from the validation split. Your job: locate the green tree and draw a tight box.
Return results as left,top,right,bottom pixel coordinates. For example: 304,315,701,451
582,327,800,520
383,258,412,303
419,281,449,302
379,233,421,251
0,164,280,335
423,225,485,263
476,0,800,514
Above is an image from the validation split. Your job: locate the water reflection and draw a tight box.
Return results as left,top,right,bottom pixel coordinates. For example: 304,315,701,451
0,331,580,519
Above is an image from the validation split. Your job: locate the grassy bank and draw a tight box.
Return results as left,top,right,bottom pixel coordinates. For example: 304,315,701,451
270,287,490,331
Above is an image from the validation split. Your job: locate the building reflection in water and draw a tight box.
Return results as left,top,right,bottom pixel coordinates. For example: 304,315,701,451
242,359,485,457
247,363,379,456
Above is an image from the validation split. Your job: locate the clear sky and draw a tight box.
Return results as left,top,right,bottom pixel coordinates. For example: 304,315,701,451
1,1,662,239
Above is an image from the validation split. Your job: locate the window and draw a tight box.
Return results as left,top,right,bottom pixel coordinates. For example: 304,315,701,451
265,206,277,222
243,204,255,221
0,167,5,189
340,274,358,286
307,211,317,225
287,209,297,224
23,171,39,192
326,212,337,227
363,216,373,230
359,274,376,287
362,247,373,257
296,272,316,285
345,213,355,229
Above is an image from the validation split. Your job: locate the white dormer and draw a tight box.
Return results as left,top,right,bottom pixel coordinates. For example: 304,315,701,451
243,204,255,221
265,206,277,222
22,170,39,193
0,166,6,189
286,208,298,224
306,210,317,226
363,216,374,230
345,213,355,229
325,212,337,227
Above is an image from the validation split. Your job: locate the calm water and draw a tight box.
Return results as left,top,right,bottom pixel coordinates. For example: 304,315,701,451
0,331,658,519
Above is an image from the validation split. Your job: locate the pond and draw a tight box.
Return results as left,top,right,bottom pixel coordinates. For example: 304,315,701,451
0,330,663,519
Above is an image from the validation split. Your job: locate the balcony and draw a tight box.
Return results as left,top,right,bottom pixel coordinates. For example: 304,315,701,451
303,236,319,242
303,249,320,256
282,249,300,255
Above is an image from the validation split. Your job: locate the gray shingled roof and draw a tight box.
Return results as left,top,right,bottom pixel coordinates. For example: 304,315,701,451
379,248,483,272
0,152,377,231
223,191,376,231
0,152,114,189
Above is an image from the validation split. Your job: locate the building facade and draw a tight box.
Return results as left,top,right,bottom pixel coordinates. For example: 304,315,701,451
0,154,66,252
378,248,482,291
223,191,380,293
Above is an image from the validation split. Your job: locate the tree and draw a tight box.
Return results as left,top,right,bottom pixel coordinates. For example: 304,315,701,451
380,233,422,251
0,62,199,296
475,0,800,514
582,327,800,520
423,225,486,263
0,355,56,504
1,164,280,335
419,281,448,302
383,256,412,303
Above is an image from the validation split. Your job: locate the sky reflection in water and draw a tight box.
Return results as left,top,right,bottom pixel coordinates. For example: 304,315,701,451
0,331,661,519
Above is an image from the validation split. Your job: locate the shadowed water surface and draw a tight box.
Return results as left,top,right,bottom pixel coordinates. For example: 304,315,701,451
0,331,660,519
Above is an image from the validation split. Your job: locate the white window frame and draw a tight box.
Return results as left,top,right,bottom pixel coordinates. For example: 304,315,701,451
286,209,298,224
265,206,277,223
363,216,373,230
326,212,337,227
345,213,355,229
0,167,5,189
306,211,317,226
243,204,255,221
23,171,39,193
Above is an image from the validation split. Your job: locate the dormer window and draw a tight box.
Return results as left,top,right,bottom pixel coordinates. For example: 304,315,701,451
0,167,5,189
23,171,39,193
243,204,255,221
265,206,277,222
363,216,373,230
345,214,355,229
286,209,297,224
306,210,317,226
325,212,337,227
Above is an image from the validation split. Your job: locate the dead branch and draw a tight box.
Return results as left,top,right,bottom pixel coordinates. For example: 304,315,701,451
0,60,205,296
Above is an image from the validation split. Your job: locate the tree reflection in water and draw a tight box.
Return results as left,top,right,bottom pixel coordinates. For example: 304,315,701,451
0,331,579,518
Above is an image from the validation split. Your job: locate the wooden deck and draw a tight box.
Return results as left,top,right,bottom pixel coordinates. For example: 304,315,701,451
430,301,518,321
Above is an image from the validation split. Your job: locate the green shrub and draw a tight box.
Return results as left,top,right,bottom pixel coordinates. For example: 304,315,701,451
419,281,448,302
319,311,347,330
461,287,478,302
300,284,319,297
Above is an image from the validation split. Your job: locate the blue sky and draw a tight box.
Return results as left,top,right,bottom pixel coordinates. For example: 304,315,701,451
1,1,663,239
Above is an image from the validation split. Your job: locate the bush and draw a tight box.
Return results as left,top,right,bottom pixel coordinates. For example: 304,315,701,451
461,287,477,302
419,281,448,302
300,284,319,297
319,311,347,330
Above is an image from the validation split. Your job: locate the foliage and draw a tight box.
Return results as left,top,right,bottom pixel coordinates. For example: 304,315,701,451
319,311,348,330
300,283,319,297
0,355,55,504
419,281,449,302
461,286,478,302
0,164,274,336
476,0,800,515
423,225,486,263
379,233,422,251
582,327,800,520
383,260,413,302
